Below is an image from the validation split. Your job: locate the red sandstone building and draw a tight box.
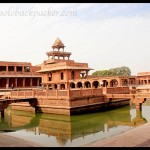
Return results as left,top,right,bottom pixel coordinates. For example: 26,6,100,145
1,38,150,115
0,61,42,89
136,72,150,93
5,38,135,115
137,72,150,85
0,38,147,90
37,37,93,90
37,38,137,90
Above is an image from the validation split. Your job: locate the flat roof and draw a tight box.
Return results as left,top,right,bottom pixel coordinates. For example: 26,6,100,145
37,66,93,72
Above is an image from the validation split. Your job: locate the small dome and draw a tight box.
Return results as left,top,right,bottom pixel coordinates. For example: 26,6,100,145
52,37,65,49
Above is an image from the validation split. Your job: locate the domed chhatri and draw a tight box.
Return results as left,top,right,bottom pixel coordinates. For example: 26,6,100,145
52,37,65,51
46,37,71,61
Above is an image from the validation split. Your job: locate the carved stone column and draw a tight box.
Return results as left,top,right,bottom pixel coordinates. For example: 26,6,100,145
131,98,146,111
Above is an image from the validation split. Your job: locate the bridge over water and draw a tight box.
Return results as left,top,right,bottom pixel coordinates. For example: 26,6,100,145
0,87,150,117
104,93,149,111
0,97,37,118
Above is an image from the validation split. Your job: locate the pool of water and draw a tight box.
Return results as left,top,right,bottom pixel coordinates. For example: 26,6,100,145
1,102,150,147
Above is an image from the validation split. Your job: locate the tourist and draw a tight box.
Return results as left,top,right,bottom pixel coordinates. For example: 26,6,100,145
11,83,14,89
6,83,8,89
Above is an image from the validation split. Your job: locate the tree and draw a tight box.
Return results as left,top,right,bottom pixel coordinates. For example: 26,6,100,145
92,66,131,76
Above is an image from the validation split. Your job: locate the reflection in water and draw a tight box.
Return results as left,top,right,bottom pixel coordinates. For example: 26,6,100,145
0,104,148,147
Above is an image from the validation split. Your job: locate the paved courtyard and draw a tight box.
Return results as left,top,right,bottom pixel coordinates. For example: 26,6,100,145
82,122,150,147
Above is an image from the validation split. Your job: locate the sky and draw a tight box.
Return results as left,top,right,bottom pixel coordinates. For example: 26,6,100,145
0,3,150,76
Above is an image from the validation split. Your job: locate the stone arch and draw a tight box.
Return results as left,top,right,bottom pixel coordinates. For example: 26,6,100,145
54,84,57,89
121,79,128,86
70,82,75,88
77,82,83,88
144,80,147,84
84,81,91,88
110,79,118,87
48,72,52,81
80,71,86,78
101,80,108,87
92,81,99,88
60,84,65,89
48,84,52,90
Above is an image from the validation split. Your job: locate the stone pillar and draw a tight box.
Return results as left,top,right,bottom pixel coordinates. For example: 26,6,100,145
30,78,32,87
23,78,25,87
107,81,110,87
15,78,17,88
135,103,142,111
86,70,88,78
37,78,40,86
119,79,122,86
66,82,70,89
46,84,49,90
103,87,107,94
91,82,93,88
57,84,60,90
132,98,145,112
74,83,77,88
6,66,8,72
14,66,16,72
7,78,9,87
22,66,24,72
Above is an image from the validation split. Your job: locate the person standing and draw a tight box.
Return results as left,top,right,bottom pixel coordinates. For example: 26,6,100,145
6,83,8,89
11,83,14,89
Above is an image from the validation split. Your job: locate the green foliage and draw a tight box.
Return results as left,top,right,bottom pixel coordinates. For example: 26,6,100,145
92,66,131,76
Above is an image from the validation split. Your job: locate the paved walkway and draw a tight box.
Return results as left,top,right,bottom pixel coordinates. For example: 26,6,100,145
1,122,150,147
82,122,150,147
0,134,43,147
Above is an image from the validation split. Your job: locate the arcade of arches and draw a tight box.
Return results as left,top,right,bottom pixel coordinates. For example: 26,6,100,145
42,77,136,90
69,77,136,89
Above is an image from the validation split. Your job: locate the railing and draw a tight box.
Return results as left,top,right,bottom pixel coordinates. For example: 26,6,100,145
106,87,130,94
105,93,150,99
8,88,104,99
2,86,149,100
69,88,103,98
9,89,69,99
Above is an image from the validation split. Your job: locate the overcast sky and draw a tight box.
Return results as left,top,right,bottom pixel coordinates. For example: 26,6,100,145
0,3,150,75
